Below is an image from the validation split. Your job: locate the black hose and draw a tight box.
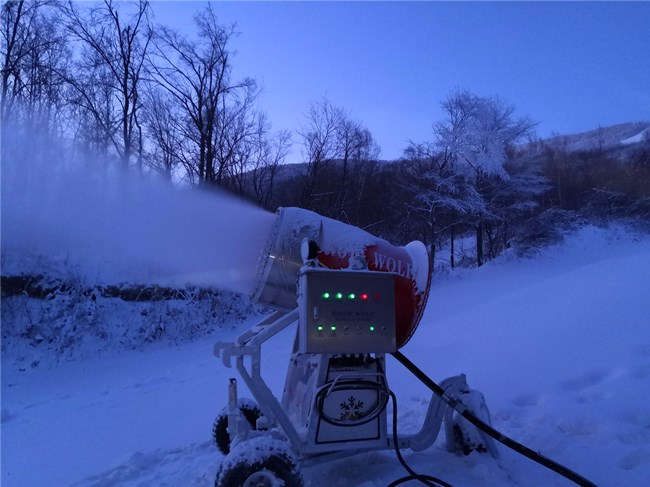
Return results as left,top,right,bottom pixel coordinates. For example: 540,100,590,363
388,390,454,487
391,351,599,487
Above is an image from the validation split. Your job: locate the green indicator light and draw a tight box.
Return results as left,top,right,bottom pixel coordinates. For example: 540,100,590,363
322,292,330,299
335,292,343,299
369,325,375,332
331,325,337,332
317,325,324,332
348,293,356,300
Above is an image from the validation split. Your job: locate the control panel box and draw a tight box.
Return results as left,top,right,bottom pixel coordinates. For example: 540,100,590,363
298,269,397,354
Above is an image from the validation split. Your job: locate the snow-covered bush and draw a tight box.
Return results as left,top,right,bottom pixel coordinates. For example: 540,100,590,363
1,275,255,364
511,208,585,256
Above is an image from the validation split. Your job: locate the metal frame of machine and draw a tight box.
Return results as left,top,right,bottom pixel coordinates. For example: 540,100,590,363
210,208,598,487
210,208,499,486
214,308,479,456
213,266,496,486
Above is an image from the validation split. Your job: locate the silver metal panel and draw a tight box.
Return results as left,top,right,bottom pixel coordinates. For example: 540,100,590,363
315,359,384,444
251,208,321,310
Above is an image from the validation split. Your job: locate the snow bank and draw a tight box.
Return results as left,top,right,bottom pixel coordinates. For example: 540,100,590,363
1,282,256,367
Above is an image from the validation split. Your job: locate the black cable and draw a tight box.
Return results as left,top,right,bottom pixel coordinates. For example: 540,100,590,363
387,390,454,487
391,351,599,487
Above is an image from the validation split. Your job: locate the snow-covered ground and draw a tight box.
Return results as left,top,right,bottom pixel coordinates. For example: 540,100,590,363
2,225,650,486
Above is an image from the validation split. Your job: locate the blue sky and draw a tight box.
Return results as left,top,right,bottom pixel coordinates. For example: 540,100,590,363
151,1,650,162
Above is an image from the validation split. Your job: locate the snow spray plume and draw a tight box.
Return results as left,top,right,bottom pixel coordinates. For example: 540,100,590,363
1,126,275,294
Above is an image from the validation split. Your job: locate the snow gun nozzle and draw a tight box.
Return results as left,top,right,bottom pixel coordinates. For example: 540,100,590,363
250,207,432,349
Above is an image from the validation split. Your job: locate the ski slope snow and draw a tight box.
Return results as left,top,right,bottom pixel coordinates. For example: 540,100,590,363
2,225,650,486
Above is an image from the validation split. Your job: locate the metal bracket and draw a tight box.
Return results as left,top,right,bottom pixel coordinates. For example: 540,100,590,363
213,309,299,368
214,308,304,450
389,374,469,451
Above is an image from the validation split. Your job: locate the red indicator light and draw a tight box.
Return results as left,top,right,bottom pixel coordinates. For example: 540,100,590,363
360,293,369,301
374,293,381,302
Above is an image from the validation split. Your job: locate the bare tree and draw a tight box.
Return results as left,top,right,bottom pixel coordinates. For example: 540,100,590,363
344,128,381,224
68,67,116,157
62,0,152,168
1,0,70,138
141,88,182,180
224,111,267,195
1,0,31,125
298,98,344,207
215,82,262,187
334,120,380,218
148,5,257,187
297,98,383,220
249,128,292,209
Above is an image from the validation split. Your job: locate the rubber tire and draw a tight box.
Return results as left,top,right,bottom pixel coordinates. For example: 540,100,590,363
216,437,303,487
452,419,488,455
213,400,262,455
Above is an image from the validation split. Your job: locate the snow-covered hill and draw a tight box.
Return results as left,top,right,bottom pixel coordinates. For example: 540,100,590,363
540,121,650,153
621,126,650,145
3,224,649,486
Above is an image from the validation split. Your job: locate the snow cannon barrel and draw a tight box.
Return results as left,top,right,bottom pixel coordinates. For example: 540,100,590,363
251,207,431,349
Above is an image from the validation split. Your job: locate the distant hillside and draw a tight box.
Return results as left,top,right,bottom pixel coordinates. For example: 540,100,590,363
537,121,650,154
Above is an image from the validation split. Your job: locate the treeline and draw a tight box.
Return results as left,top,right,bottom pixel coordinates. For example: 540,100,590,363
3,1,649,271
2,0,290,197
260,101,649,268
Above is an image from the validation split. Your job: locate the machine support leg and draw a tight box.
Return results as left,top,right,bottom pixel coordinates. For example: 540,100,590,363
228,378,238,411
227,378,244,447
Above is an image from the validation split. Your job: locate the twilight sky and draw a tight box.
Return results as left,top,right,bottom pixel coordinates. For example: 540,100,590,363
150,1,650,162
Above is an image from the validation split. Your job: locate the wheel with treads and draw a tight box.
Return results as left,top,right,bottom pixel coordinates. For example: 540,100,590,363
450,389,492,455
213,398,263,455
215,436,303,487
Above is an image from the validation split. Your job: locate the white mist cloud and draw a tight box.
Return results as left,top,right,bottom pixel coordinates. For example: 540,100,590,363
1,129,275,294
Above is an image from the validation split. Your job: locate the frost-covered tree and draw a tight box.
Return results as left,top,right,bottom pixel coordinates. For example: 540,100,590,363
435,90,536,265
436,90,536,180
483,164,549,258
402,141,485,267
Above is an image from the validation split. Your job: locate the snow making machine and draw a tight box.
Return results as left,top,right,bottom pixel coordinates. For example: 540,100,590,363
212,207,497,486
